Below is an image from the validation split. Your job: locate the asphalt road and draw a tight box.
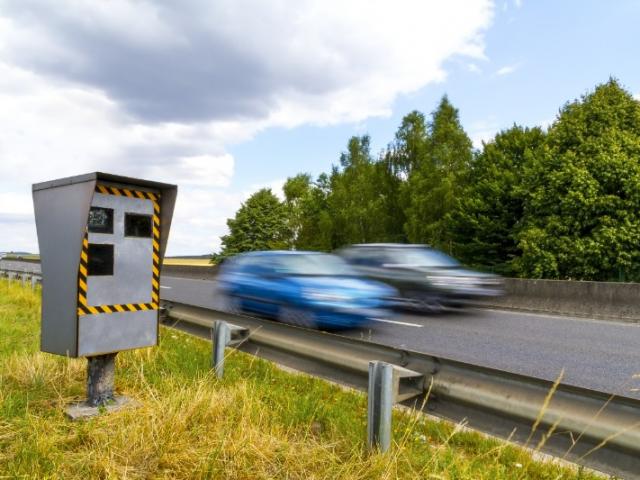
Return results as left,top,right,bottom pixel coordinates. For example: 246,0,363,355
161,276,640,399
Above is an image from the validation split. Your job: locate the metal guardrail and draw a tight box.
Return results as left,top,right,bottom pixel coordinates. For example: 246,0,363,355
0,268,42,289
162,301,640,479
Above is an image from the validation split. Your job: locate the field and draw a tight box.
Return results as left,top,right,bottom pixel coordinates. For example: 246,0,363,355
163,257,212,266
0,280,598,479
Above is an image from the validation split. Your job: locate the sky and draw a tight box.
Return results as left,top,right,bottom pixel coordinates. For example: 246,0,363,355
0,0,638,255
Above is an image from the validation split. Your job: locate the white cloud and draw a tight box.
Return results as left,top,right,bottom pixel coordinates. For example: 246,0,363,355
147,155,235,189
634,93,640,101
0,0,495,254
467,63,482,74
495,63,521,76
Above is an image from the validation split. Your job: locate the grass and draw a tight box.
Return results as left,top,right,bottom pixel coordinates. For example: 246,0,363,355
162,258,213,266
0,280,601,479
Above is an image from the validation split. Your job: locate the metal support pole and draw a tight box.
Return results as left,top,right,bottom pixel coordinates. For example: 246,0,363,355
87,353,117,407
367,361,394,453
212,321,231,378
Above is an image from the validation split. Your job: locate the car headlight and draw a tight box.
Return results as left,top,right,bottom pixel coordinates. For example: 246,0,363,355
428,276,474,287
302,289,351,302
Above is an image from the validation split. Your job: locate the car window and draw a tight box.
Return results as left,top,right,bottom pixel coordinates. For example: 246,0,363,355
388,248,460,267
344,248,385,267
273,254,356,276
360,249,384,267
231,256,276,276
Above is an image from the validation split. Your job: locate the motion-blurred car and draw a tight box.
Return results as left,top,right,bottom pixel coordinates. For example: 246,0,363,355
217,250,396,329
337,244,504,311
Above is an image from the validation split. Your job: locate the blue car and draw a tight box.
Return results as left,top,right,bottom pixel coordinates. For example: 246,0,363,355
217,251,396,329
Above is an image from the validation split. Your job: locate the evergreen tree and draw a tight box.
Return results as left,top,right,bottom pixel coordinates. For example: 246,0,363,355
216,188,288,259
515,79,640,280
404,96,473,252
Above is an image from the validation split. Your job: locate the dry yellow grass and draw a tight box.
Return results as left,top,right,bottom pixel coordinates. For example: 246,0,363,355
0,280,600,479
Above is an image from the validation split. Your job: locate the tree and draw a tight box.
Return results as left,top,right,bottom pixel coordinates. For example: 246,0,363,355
448,125,546,274
514,79,640,280
326,135,405,246
389,110,429,177
328,136,377,245
283,173,312,247
283,173,334,251
216,188,289,259
404,96,473,252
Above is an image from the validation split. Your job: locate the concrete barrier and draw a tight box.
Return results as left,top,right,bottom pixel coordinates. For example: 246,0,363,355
485,278,640,322
0,259,42,274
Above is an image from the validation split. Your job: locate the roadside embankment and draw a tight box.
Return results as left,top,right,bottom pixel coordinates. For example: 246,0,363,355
0,280,596,479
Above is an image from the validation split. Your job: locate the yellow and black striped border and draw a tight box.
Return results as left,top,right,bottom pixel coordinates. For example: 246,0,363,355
77,184,161,316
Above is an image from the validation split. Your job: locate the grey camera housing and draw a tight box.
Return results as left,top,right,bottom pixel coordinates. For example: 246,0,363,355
32,172,177,358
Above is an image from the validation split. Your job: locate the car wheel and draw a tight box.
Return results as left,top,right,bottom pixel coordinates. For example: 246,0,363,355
278,305,317,329
220,294,243,314
406,292,443,313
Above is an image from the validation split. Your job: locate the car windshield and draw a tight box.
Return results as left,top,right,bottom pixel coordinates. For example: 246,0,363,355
390,248,460,267
274,254,356,276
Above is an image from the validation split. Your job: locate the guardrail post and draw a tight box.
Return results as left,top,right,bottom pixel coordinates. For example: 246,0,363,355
212,321,231,378
21,274,26,287
368,361,394,453
31,275,36,290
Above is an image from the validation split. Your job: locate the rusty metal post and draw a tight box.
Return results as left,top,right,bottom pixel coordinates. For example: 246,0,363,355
86,353,117,407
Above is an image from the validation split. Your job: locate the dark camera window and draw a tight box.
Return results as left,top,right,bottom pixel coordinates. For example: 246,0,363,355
88,244,114,276
88,207,113,234
125,213,152,238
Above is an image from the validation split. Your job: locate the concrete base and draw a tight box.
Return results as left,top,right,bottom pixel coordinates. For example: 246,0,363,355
65,395,139,421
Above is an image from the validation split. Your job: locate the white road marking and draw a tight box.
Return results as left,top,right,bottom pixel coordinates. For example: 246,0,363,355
481,307,636,326
370,318,423,327
160,285,172,289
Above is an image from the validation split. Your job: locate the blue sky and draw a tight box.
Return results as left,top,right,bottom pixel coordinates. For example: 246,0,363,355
0,0,638,254
230,0,640,189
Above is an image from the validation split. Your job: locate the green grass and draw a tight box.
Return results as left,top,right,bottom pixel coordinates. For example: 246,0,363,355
0,280,600,479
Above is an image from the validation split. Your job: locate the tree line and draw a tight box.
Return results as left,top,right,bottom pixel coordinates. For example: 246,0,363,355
216,79,640,281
